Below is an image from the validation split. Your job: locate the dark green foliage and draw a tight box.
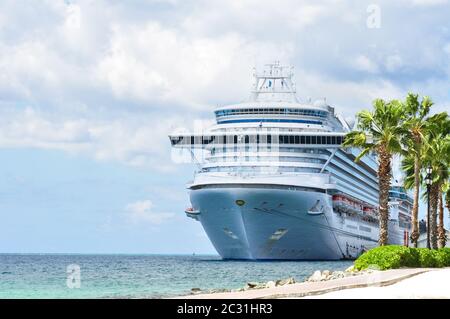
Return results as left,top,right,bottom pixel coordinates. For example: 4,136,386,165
417,248,439,267
436,248,450,266
354,245,450,270
354,246,419,270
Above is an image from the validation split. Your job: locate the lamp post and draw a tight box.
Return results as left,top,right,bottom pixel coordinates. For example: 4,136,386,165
425,166,433,249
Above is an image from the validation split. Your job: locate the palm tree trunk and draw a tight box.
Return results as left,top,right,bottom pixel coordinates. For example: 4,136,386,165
430,183,439,249
378,145,391,246
438,189,446,248
410,155,420,247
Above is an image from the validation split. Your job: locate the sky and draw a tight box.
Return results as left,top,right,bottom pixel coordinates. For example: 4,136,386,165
0,0,449,253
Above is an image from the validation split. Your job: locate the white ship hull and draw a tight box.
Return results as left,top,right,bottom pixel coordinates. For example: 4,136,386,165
190,185,405,260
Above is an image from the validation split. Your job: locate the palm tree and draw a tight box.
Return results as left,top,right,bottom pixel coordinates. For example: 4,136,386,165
401,93,433,247
344,98,405,245
438,181,449,248
425,136,449,248
445,185,450,220
422,112,450,249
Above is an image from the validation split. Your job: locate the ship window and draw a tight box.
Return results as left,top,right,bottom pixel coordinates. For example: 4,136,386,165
300,136,305,144
327,136,331,144
321,136,326,144
332,136,336,144
295,136,299,144
289,136,294,144
234,135,238,144
267,135,272,144
245,135,249,144
336,136,343,144
305,136,311,144
311,136,317,144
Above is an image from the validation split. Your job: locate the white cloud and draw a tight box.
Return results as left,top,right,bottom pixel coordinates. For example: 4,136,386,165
407,0,449,6
0,0,449,170
95,22,251,108
385,54,403,72
353,55,379,73
125,200,175,225
0,107,186,171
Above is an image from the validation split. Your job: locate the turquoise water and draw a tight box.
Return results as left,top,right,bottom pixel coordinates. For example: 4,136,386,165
0,254,352,298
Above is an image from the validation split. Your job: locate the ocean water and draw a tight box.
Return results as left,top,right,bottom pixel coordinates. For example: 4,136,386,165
0,254,352,298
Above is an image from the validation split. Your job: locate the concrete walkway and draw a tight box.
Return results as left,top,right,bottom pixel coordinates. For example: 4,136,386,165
177,268,431,299
303,268,450,299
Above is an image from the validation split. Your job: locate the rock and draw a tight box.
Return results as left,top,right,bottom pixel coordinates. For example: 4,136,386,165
245,282,267,289
345,265,355,272
209,288,229,294
275,277,296,286
190,288,201,293
320,270,331,281
308,270,322,282
245,282,259,289
266,280,276,288
332,271,345,279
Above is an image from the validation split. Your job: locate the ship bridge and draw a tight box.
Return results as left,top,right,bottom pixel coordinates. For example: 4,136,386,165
169,131,345,149
210,62,340,131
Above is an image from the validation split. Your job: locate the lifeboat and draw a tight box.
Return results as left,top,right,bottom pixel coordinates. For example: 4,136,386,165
363,206,378,219
332,194,364,215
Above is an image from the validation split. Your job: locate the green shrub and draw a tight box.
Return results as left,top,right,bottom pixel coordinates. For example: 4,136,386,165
354,245,450,270
417,248,439,267
436,248,450,266
354,245,419,270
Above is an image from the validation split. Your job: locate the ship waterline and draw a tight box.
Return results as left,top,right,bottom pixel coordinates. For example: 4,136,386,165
170,62,412,260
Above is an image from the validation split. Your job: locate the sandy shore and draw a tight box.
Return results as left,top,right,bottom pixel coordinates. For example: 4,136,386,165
174,268,450,299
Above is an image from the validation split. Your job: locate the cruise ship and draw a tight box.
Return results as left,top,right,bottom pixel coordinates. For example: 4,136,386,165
169,62,412,260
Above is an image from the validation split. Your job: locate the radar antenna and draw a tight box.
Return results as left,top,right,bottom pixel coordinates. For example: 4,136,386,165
251,61,298,103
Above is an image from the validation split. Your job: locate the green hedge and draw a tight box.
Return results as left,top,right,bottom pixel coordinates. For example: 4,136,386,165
354,245,450,270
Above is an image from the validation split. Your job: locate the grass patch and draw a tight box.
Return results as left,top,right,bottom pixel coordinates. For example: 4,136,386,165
354,245,450,270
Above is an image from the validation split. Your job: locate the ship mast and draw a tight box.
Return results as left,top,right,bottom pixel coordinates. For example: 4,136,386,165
250,61,299,103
